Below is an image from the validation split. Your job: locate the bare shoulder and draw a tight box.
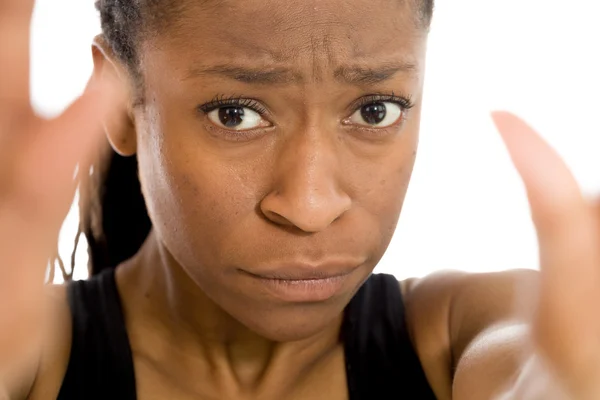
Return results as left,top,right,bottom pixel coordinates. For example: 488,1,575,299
399,269,539,399
26,284,73,400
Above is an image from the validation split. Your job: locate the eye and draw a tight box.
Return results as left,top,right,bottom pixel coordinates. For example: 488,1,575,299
347,102,404,128
207,106,268,131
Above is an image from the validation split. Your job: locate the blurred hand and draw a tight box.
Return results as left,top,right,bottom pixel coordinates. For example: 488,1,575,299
0,0,121,363
493,111,600,399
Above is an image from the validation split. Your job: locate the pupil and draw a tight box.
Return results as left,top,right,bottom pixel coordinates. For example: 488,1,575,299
219,107,245,127
361,103,387,125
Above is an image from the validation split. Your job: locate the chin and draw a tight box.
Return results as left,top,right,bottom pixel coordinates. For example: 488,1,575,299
227,299,348,343
189,261,371,342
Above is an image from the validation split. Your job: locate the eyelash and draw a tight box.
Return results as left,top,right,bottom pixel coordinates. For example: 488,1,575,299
196,91,415,138
199,93,414,116
349,92,416,115
198,94,268,115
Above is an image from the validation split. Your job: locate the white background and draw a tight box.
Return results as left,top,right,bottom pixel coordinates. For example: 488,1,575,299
31,0,600,281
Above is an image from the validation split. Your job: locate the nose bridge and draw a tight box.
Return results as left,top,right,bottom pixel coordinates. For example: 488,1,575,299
283,126,325,186
278,82,338,180
278,121,340,200
260,123,351,233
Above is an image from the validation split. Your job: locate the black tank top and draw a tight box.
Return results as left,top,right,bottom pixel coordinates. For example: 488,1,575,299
57,269,436,399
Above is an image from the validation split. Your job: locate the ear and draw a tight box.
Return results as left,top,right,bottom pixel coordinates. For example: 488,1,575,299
91,35,137,157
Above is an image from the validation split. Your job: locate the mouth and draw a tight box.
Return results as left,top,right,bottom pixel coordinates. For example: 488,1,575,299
241,261,361,303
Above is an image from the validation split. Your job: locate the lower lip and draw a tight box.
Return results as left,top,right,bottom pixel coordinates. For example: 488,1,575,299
251,275,349,303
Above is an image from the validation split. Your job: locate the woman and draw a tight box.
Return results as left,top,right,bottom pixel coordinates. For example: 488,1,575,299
1,0,599,399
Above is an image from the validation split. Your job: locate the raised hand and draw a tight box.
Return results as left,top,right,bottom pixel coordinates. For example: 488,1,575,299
493,111,600,399
0,0,121,374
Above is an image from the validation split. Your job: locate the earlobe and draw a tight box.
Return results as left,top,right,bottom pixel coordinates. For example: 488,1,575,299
91,35,137,157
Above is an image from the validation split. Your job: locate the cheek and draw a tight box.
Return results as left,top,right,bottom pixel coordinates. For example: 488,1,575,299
136,99,419,275
381,150,417,229
350,129,419,219
375,153,416,240
137,120,263,269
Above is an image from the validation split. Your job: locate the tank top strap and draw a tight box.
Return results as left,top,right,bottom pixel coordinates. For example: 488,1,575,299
343,273,436,399
58,270,435,399
57,268,137,400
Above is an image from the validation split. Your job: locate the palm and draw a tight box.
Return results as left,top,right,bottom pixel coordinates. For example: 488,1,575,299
493,111,600,399
0,0,119,360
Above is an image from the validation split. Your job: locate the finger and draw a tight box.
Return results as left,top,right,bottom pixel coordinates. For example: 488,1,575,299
0,0,35,122
492,111,600,392
491,110,599,306
492,112,587,228
14,74,125,231
594,199,600,228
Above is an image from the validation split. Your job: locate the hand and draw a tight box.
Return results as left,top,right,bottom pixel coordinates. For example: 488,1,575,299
493,111,600,399
0,0,121,363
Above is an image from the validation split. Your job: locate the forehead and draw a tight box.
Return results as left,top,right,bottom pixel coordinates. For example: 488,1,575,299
144,0,427,88
144,0,426,72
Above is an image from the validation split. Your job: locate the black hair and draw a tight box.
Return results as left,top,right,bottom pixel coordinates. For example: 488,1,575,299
55,0,435,280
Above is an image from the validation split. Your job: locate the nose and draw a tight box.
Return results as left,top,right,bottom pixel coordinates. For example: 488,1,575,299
260,129,351,233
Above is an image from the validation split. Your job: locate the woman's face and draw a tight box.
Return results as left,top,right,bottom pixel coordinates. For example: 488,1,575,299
132,0,428,341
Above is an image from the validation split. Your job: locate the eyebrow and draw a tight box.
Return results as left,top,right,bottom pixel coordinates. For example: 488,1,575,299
186,65,302,85
186,61,417,86
333,62,417,85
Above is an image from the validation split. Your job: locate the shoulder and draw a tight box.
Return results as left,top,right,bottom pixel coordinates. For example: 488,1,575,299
27,284,73,400
400,269,539,398
404,269,539,325
406,269,538,357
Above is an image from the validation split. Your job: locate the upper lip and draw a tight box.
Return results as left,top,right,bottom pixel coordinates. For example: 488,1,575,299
244,261,361,281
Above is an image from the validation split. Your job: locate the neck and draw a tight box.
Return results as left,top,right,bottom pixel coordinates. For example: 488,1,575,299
116,230,346,395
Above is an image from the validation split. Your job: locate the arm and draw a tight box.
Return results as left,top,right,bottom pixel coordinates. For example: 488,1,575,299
1,285,74,400
447,272,540,399
450,270,538,399
403,269,541,400
0,0,122,396
473,112,600,399
408,112,600,400
453,323,574,400
0,354,38,400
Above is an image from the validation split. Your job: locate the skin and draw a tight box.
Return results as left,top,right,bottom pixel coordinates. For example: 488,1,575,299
2,0,600,399
130,0,422,345
106,0,427,396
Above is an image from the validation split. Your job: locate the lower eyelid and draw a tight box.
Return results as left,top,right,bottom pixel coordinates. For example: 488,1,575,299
203,122,257,139
203,118,276,139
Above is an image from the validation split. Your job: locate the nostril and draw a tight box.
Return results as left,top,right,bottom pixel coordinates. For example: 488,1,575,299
259,184,352,233
262,208,293,226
